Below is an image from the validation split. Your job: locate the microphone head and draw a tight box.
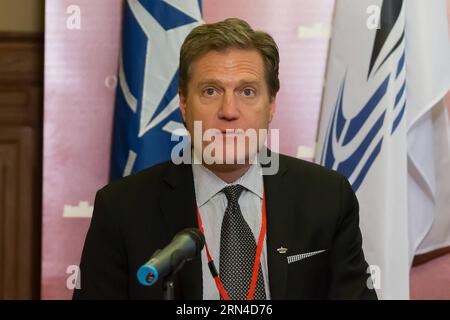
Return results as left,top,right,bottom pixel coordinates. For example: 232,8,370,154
136,228,205,287
137,264,158,286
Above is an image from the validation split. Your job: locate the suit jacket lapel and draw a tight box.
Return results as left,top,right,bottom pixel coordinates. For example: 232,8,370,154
159,163,202,300
263,156,294,299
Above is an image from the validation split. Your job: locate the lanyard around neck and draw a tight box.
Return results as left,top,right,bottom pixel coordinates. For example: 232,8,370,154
196,192,267,300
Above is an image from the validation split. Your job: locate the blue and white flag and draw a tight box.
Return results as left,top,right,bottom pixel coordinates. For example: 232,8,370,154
111,0,203,181
316,0,450,299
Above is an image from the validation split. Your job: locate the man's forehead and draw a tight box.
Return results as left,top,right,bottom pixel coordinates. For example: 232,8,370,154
196,79,262,88
190,49,265,80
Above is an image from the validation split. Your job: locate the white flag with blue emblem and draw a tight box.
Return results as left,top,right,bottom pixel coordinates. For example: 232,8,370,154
316,0,450,299
111,0,203,180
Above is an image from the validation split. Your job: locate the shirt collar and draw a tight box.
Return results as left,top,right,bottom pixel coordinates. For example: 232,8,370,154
192,163,264,207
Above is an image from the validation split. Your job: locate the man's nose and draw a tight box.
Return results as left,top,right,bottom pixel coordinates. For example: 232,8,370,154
218,92,239,121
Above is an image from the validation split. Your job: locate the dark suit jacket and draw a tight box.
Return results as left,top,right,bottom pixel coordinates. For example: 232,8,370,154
73,153,377,300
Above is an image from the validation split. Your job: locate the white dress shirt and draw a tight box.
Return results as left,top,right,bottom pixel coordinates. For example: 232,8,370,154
192,163,271,300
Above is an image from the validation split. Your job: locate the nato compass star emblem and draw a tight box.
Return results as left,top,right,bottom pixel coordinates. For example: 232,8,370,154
114,0,203,177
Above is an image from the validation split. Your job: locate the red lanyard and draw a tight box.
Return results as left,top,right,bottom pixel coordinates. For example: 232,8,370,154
196,192,267,300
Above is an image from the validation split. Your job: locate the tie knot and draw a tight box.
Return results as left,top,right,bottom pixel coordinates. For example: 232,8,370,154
223,184,245,204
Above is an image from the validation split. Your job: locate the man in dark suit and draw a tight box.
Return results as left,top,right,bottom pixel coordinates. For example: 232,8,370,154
73,18,377,300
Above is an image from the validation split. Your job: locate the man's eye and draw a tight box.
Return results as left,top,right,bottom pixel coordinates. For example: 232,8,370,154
242,88,255,97
204,87,217,96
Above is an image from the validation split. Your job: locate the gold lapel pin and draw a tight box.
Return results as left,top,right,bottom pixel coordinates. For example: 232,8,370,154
277,246,288,254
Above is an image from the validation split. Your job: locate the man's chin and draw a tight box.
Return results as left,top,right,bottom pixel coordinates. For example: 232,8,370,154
191,142,261,166
202,153,250,166
204,162,249,174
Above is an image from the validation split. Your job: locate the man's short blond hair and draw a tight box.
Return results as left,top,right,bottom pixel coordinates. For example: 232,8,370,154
179,18,280,99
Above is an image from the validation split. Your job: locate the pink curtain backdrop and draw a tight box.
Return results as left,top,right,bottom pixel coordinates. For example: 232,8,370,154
42,0,123,298
41,0,450,299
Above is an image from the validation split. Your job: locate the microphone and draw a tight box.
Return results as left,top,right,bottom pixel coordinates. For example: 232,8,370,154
137,228,205,286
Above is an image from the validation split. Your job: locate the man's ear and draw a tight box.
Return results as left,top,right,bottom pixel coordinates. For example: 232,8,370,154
268,95,276,123
179,90,187,122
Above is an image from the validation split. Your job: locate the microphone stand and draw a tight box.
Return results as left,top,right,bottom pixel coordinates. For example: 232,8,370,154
163,252,187,300
163,276,175,300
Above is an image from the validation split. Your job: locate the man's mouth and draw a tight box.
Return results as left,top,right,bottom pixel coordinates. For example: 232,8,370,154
220,129,244,135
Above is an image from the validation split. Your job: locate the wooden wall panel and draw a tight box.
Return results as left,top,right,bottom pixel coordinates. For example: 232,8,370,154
0,86,40,125
0,35,43,84
0,127,34,299
0,33,42,299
